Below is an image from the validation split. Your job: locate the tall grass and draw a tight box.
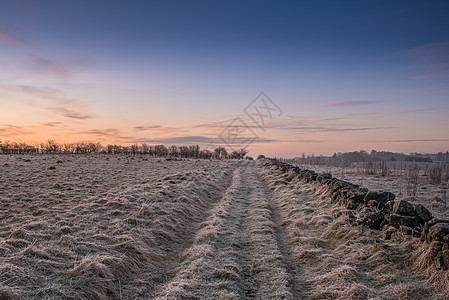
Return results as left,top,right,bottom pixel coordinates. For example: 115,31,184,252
258,158,447,299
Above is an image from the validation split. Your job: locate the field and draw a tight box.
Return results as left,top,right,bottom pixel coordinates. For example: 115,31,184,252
286,160,449,219
0,155,448,299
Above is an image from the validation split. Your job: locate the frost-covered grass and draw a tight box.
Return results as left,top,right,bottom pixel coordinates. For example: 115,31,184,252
0,154,445,299
257,159,445,300
0,154,237,299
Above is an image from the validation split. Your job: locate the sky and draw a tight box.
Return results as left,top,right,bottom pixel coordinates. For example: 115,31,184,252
0,0,448,157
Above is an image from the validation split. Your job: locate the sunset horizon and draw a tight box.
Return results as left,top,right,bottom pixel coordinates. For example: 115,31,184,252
2,2,449,298
1,1,448,157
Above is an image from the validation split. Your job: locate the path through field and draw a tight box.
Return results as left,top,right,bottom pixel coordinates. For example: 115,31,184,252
0,155,444,299
159,162,445,299
158,160,443,299
157,160,305,299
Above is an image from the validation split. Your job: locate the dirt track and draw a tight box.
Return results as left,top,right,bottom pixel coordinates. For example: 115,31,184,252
0,155,445,299
157,161,305,299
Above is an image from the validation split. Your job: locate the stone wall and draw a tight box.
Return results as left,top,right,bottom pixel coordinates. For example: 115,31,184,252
261,158,449,270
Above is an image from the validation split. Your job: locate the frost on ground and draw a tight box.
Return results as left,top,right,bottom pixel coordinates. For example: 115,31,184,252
0,155,237,299
0,154,446,299
295,163,449,219
257,159,447,300
157,161,303,299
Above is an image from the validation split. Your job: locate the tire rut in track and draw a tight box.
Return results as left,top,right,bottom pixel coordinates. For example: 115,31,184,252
217,168,256,298
259,178,307,299
140,162,238,298
156,161,305,299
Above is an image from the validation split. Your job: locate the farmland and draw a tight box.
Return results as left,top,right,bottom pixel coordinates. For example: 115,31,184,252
0,155,447,299
285,159,449,219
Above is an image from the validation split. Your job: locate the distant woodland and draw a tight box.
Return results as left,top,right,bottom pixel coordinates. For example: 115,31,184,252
0,139,249,159
295,150,449,163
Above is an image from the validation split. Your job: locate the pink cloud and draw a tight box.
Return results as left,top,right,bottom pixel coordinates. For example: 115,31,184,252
29,54,69,80
0,124,35,136
0,32,13,39
400,42,449,80
323,112,378,121
371,139,448,143
0,84,95,120
42,122,63,127
384,108,435,116
287,115,315,119
0,31,22,42
401,42,449,61
325,100,383,107
74,128,135,142
194,119,234,128
44,106,95,120
134,125,162,131
412,73,449,80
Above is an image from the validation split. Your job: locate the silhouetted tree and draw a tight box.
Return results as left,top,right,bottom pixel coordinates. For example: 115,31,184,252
130,144,139,155
214,147,228,159
168,145,178,157
141,143,149,154
230,148,248,159
200,149,212,159
154,145,168,156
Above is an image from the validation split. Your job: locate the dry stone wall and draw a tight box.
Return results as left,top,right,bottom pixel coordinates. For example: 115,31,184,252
261,158,449,270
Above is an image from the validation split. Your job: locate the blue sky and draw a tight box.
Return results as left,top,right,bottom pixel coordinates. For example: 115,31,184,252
1,0,448,156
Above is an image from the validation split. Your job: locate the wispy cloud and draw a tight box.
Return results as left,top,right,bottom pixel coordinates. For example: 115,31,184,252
412,71,449,80
277,125,396,133
287,115,315,119
133,135,279,145
42,122,63,127
401,42,449,61
0,32,12,39
133,125,183,135
383,108,435,116
44,107,94,119
325,100,383,107
323,113,378,121
194,119,235,128
77,128,122,137
0,84,95,120
400,42,449,80
193,112,397,140
0,30,23,43
74,128,134,142
28,54,69,80
134,125,162,131
0,124,32,136
17,85,63,97
371,139,448,143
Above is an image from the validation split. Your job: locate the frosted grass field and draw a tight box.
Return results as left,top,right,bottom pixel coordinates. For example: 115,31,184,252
0,155,446,299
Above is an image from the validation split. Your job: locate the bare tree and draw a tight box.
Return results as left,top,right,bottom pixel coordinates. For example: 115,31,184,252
214,147,228,159
130,144,139,155
230,148,248,159
189,145,200,158
154,145,168,156
168,145,178,157
141,143,149,154
199,149,212,159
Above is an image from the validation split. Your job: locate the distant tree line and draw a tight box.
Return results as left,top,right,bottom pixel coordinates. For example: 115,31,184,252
292,150,449,163
0,139,248,159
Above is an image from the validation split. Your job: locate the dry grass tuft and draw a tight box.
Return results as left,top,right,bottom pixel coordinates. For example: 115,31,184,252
412,242,449,296
0,286,20,300
68,256,121,300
